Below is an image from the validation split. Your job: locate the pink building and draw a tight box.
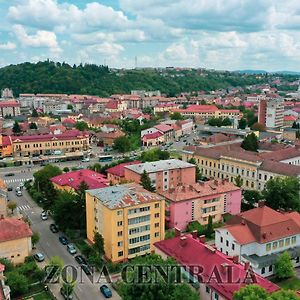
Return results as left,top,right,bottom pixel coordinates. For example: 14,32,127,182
160,179,241,230
124,159,196,193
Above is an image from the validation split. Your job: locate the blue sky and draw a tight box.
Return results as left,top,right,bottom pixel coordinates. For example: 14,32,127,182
1,0,300,71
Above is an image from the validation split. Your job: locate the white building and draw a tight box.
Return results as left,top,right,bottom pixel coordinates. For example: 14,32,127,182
215,203,300,277
258,98,284,129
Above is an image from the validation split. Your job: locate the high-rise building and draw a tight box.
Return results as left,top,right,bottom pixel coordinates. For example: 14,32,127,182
258,98,284,129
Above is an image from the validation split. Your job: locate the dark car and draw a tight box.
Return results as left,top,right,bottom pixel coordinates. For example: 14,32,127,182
4,173,14,177
75,255,87,265
81,264,92,276
100,285,112,298
59,236,69,245
7,186,13,191
50,224,59,233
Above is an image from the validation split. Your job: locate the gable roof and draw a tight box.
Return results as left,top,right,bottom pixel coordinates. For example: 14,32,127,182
0,218,32,243
106,161,141,177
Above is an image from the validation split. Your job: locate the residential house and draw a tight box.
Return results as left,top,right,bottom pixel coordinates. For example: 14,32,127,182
154,103,179,114
51,169,109,193
283,115,298,127
154,231,279,300
105,100,127,113
142,131,164,147
0,217,32,264
95,130,125,147
124,159,196,193
154,124,174,142
86,183,165,262
106,161,141,184
215,203,300,277
160,179,241,230
0,136,12,157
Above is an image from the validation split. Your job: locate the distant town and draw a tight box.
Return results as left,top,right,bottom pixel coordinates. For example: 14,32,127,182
0,66,300,300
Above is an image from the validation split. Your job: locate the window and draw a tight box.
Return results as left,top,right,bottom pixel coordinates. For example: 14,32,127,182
155,222,159,228
261,267,265,274
266,243,271,251
220,237,223,243
226,240,229,247
117,221,123,226
155,213,160,218
117,231,123,237
269,265,273,272
292,236,297,244
117,210,122,216
155,203,160,208
279,240,284,247
118,251,123,257
155,232,159,237
273,241,278,249
286,238,290,246
117,241,123,247
206,286,210,293
214,293,219,300
232,243,235,250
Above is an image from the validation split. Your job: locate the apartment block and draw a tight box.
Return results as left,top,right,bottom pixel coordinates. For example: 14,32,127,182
215,203,300,277
258,98,284,129
124,159,196,193
86,183,165,262
160,179,241,230
0,101,20,117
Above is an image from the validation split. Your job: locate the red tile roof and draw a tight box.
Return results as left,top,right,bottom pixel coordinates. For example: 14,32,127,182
0,100,20,108
284,115,297,121
62,118,76,124
51,169,109,190
106,161,141,177
2,136,11,147
142,131,163,140
0,218,32,243
225,205,300,244
154,124,173,133
154,234,279,299
106,100,119,109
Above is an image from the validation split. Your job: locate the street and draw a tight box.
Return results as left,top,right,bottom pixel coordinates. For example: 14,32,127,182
2,170,121,300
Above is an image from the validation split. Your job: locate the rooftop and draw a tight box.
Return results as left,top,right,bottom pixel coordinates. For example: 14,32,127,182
125,159,195,174
154,234,279,299
87,183,163,209
51,169,109,190
106,161,141,177
0,217,32,243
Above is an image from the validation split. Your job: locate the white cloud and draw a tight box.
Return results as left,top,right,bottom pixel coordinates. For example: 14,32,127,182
13,24,61,54
0,42,16,50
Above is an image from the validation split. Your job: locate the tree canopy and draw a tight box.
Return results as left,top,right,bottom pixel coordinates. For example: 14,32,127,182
275,251,295,280
241,132,259,152
140,170,155,192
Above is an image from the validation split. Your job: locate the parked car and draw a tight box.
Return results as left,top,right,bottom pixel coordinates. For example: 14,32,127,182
4,173,14,177
16,190,22,197
100,285,112,298
67,243,77,255
7,186,13,192
19,182,24,187
60,287,73,300
59,236,69,245
41,211,48,220
81,264,92,275
81,158,90,162
33,253,45,262
49,224,59,233
75,255,87,265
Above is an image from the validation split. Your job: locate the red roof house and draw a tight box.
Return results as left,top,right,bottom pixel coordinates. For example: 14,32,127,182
106,161,141,184
0,218,32,243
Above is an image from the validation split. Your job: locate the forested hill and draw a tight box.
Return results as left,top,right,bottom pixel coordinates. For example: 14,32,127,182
0,61,270,97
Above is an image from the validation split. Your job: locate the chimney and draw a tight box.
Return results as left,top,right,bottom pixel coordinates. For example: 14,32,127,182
199,235,206,244
180,236,187,247
191,230,198,239
258,200,265,208
244,262,250,270
232,255,239,264
174,227,181,237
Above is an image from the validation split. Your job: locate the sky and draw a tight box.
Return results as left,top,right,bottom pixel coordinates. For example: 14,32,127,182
1,0,300,71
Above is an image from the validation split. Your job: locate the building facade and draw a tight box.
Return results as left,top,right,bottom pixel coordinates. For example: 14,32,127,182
0,101,20,117
124,159,196,193
86,183,165,262
258,98,284,129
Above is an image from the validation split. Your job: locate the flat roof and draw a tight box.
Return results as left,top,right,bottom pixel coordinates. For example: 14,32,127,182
124,159,195,174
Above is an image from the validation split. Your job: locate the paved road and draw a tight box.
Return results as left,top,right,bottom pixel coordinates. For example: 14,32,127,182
5,178,121,300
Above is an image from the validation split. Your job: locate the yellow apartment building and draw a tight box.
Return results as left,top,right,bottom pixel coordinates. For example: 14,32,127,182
86,183,165,263
0,217,32,264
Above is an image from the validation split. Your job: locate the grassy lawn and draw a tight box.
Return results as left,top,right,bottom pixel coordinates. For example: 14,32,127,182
276,276,300,290
32,291,54,300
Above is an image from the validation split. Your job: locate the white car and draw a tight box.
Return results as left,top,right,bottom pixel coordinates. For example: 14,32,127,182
41,211,48,220
16,190,22,197
81,158,90,162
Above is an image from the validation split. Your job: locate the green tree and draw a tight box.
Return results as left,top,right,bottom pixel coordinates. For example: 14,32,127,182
29,122,37,129
271,290,299,300
63,167,70,172
93,232,104,255
140,148,170,162
241,132,259,152
31,231,40,247
238,118,247,129
140,170,155,192
165,229,175,239
208,117,223,127
67,104,73,110
31,108,38,117
75,121,89,131
7,201,17,214
170,112,184,120
205,215,214,237
188,158,202,181
275,251,295,280
233,285,269,300
113,136,131,153
6,271,29,297
89,163,102,173
263,176,300,211
62,277,76,297
222,117,232,126
234,175,243,187
243,190,262,207
251,122,266,132
171,283,199,300
76,180,89,201
12,121,21,134
187,221,204,235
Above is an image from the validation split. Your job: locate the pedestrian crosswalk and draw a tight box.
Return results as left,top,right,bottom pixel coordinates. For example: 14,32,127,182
4,177,33,184
17,205,31,211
